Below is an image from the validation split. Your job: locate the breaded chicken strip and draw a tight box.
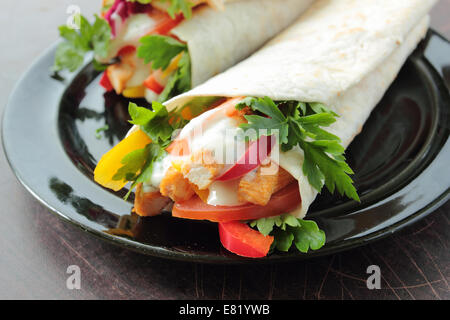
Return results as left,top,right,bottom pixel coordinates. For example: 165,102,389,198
180,150,224,190
134,184,170,216
160,167,195,202
238,163,295,206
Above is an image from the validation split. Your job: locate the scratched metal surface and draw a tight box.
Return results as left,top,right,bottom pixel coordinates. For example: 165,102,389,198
0,0,449,299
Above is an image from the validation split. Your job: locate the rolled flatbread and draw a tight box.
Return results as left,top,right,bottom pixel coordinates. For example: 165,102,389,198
164,0,436,217
100,0,315,100
173,0,315,87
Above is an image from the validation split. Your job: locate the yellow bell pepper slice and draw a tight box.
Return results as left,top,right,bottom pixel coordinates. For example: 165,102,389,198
94,129,151,191
122,85,146,98
162,52,183,78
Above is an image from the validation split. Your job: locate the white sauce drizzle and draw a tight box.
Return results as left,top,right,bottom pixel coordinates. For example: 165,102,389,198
207,180,245,206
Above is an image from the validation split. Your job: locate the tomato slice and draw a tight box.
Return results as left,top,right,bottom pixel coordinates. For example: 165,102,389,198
172,182,301,222
218,221,274,258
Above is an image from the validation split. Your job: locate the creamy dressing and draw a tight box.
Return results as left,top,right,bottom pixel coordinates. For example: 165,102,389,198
176,106,243,165
143,106,240,192
151,105,245,205
207,180,245,206
142,153,175,192
193,117,242,164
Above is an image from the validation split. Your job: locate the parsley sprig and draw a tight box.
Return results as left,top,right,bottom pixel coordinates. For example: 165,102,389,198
54,0,197,73
114,142,167,199
250,215,326,253
137,35,191,101
128,102,176,147
53,14,111,73
112,97,222,199
236,97,360,202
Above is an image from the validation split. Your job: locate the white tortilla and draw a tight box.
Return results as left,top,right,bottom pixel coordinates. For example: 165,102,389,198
99,0,314,86
172,0,315,86
165,0,435,218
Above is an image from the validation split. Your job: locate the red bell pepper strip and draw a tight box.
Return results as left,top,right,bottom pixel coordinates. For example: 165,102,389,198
143,74,164,94
218,221,274,258
99,71,113,91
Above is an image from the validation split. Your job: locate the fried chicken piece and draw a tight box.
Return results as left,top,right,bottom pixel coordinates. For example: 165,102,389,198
180,150,224,190
238,164,295,206
106,52,135,94
134,184,170,217
191,183,210,203
159,167,195,202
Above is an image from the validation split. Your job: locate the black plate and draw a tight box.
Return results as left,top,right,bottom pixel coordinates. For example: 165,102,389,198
3,30,450,264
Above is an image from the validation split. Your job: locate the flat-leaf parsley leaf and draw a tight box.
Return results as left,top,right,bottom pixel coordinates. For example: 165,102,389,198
237,96,360,202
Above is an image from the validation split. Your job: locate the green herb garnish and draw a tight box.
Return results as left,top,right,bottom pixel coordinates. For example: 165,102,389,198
250,214,326,253
95,125,110,139
112,101,188,199
113,143,166,200
164,0,195,19
137,35,191,101
53,14,110,73
236,96,360,202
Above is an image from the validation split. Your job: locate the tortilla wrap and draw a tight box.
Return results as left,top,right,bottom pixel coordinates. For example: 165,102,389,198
164,0,436,218
172,0,315,86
